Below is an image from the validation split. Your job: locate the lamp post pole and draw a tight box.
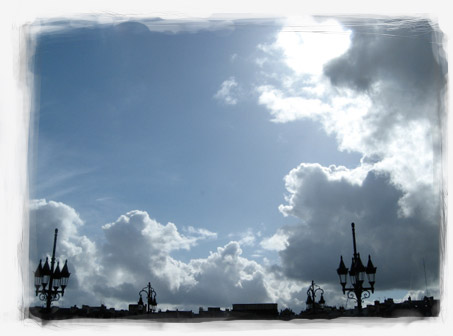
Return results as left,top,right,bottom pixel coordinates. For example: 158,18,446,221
46,229,58,310
139,282,157,313
306,280,325,314
34,228,71,312
337,223,377,313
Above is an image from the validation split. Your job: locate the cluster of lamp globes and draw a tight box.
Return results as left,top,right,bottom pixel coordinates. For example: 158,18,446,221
34,258,71,297
337,254,377,294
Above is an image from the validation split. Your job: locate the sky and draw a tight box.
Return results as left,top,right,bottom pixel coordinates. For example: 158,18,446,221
26,15,446,313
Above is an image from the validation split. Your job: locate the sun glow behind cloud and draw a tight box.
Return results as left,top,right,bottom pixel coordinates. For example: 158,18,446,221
276,17,352,76
257,17,442,219
254,17,443,300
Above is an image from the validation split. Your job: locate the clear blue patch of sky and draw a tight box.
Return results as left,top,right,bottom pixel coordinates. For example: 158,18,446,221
31,20,362,260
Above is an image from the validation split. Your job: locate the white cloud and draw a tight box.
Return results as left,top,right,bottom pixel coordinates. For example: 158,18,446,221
279,163,371,219
256,17,444,219
257,85,330,123
103,211,199,253
260,230,289,251
185,226,217,239
100,210,211,291
228,228,259,247
29,200,310,310
29,199,102,307
185,242,271,305
255,57,268,67
238,233,256,247
30,199,84,243
258,80,440,218
34,197,418,311
253,18,444,296
214,76,240,105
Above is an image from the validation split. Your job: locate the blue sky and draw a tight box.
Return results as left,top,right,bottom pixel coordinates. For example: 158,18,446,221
32,20,361,257
28,16,445,311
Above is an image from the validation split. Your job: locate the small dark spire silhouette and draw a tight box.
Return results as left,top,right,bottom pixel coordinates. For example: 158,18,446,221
319,294,325,305
53,261,62,289
337,256,347,274
61,260,70,278
356,253,366,273
34,259,43,277
42,257,51,288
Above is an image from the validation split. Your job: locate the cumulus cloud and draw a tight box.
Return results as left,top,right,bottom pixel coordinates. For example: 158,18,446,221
260,229,289,251
183,242,271,306
29,199,102,307
257,17,445,215
214,76,240,105
255,17,445,294
275,164,440,290
100,210,202,292
29,200,311,310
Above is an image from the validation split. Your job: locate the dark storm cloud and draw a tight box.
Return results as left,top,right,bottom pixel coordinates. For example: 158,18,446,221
276,164,440,291
323,18,447,146
260,18,446,297
324,18,446,97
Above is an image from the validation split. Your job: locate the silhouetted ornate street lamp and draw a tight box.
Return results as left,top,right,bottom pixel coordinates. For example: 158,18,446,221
34,229,71,311
337,223,376,312
139,282,157,313
306,280,325,313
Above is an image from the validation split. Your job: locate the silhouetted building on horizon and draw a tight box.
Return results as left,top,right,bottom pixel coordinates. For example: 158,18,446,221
128,303,146,315
28,296,440,321
198,306,230,318
232,303,279,318
364,296,439,317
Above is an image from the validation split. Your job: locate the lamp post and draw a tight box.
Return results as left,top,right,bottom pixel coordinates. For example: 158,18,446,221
306,280,325,313
34,229,71,311
139,282,157,313
337,223,376,312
